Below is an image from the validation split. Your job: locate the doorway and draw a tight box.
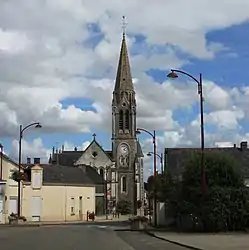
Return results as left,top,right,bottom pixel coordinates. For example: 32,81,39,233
79,196,83,220
0,195,3,223
9,196,17,215
31,196,42,222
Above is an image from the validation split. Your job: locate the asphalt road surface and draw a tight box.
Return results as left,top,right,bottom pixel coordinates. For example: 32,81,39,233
0,221,187,250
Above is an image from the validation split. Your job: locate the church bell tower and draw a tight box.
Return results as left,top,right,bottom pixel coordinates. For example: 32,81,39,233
112,19,137,213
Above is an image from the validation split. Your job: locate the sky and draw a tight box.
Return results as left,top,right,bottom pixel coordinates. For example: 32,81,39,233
1,0,249,180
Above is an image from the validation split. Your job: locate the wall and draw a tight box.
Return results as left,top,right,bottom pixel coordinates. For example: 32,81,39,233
75,141,113,173
22,184,95,222
1,157,21,223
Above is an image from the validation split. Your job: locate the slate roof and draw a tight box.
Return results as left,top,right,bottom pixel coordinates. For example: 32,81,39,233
51,151,83,166
137,141,144,157
24,164,105,185
49,140,143,166
166,142,249,178
114,34,134,92
2,153,19,168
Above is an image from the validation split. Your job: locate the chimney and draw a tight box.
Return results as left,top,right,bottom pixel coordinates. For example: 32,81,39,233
74,147,77,151
240,141,247,150
62,145,64,152
34,158,40,164
52,146,55,156
27,157,31,164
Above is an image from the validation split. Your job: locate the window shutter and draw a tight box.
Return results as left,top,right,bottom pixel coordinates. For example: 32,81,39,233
32,172,42,189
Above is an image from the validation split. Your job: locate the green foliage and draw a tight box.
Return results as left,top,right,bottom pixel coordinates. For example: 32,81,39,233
183,151,244,189
117,200,132,215
162,151,249,232
147,174,165,199
11,169,26,182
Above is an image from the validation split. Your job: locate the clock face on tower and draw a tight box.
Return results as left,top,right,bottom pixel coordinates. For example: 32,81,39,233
119,144,129,155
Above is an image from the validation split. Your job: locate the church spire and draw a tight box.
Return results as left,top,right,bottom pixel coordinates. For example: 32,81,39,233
114,16,134,93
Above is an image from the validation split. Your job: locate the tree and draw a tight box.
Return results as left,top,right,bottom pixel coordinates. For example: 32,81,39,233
147,174,164,197
165,151,249,231
117,200,132,215
186,152,249,231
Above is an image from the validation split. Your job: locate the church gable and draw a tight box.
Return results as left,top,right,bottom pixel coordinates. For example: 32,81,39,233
74,137,113,170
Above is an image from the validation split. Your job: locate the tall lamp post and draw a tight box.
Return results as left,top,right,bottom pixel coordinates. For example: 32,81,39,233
167,69,206,196
0,143,3,180
147,152,163,174
136,128,157,226
17,122,42,217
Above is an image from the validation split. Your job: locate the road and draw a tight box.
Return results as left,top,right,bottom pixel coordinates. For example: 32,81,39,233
0,221,187,250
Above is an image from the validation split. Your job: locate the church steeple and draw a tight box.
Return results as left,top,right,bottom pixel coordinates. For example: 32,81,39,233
111,17,138,215
114,17,134,93
112,17,136,139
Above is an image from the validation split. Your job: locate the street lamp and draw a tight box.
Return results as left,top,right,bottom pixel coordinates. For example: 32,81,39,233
167,69,206,196
147,152,163,174
17,122,42,217
136,128,157,226
0,143,3,180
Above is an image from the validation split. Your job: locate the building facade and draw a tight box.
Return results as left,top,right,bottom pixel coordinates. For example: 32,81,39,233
22,164,95,222
165,141,249,186
0,153,23,224
49,32,144,214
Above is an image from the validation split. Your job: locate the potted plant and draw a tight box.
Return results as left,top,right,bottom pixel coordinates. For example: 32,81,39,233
10,169,26,182
8,213,27,224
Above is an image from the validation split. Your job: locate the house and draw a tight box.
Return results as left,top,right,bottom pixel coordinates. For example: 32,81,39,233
0,152,23,224
165,141,249,186
21,160,103,222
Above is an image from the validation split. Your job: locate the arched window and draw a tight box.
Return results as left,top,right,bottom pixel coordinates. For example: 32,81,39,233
119,110,124,130
122,176,127,193
100,169,104,178
125,110,129,130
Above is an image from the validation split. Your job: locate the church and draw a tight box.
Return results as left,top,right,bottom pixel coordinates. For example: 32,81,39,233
48,31,144,215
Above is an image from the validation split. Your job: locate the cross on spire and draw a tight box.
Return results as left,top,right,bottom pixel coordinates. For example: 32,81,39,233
121,16,127,38
92,133,96,140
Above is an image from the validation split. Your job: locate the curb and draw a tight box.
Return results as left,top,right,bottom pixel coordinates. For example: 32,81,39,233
144,230,203,250
0,222,88,228
0,220,130,228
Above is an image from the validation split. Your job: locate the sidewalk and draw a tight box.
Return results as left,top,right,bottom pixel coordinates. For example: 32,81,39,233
148,231,249,250
0,215,130,227
95,215,130,222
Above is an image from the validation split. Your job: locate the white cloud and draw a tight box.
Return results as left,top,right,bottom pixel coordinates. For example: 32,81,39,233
8,138,92,165
1,0,249,177
205,109,244,130
9,138,49,163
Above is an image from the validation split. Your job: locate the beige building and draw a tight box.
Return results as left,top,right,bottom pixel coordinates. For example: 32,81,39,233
0,152,97,224
0,153,22,224
22,164,96,222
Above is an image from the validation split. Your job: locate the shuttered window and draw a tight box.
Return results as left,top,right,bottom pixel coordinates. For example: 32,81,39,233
32,172,42,189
